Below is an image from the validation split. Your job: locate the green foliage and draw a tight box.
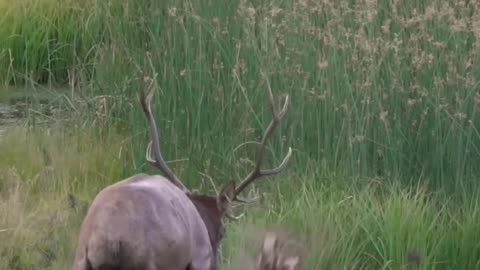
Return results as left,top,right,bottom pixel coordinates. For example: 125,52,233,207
223,180,480,269
0,128,479,270
3,0,480,185
1,0,480,269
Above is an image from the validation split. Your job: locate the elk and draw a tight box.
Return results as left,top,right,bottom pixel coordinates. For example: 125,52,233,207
71,77,292,270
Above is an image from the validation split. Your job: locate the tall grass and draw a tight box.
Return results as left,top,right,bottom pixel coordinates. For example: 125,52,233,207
3,0,480,186
223,180,480,269
1,116,477,269
1,0,480,269
0,0,101,85
0,127,479,269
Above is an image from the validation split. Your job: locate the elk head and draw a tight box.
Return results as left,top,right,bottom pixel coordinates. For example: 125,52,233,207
140,75,292,268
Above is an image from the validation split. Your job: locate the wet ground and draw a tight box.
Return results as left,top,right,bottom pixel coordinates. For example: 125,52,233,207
0,102,24,139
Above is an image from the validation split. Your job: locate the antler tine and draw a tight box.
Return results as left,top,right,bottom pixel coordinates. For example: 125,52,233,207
225,212,245,221
234,195,261,204
233,86,292,200
139,74,189,193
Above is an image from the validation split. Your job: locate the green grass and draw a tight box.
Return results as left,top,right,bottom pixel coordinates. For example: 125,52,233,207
0,127,479,269
224,181,480,269
1,0,480,186
1,0,480,269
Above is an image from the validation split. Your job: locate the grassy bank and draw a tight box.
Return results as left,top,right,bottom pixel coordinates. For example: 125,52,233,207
0,127,479,269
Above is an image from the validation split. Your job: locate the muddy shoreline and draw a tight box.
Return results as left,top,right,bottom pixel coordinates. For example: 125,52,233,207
0,103,24,138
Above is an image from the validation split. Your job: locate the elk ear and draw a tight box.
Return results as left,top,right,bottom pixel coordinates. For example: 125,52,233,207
217,181,235,213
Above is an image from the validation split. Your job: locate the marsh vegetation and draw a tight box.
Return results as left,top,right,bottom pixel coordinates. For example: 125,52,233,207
1,0,480,269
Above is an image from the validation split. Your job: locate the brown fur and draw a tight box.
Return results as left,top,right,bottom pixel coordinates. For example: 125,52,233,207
71,174,234,270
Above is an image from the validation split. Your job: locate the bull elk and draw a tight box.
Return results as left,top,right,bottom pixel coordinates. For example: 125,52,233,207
71,78,292,270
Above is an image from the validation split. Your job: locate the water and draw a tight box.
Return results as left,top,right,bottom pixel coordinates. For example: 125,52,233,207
0,103,24,139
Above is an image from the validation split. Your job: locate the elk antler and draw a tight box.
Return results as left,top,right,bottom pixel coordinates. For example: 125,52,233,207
139,75,189,193
232,84,292,202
